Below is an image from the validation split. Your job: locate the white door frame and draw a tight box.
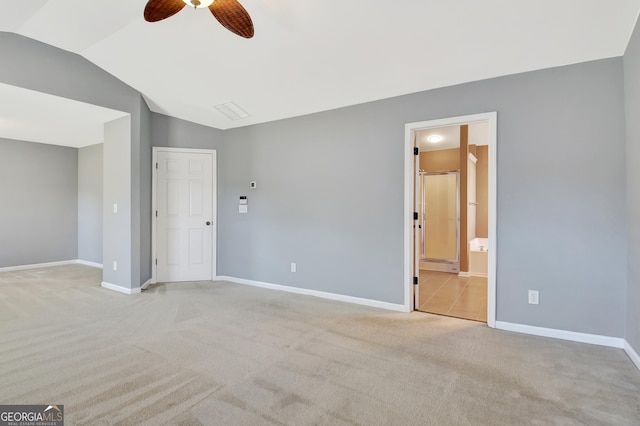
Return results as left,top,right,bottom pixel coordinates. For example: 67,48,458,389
404,112,497,327
151,147,217,284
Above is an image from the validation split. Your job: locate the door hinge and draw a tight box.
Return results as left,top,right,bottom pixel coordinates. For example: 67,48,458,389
413,212,418,220
414,147,419,155
413,276,418,285
155,162,158,169
155,210,158,217
155,259,158,266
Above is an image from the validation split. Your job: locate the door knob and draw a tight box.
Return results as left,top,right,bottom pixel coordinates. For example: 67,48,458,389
206,221,211,226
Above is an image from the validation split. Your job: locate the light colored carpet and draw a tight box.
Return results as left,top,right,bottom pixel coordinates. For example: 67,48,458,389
0,265,639,425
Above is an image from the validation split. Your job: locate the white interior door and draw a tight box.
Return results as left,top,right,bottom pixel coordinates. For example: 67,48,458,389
156,150,216,282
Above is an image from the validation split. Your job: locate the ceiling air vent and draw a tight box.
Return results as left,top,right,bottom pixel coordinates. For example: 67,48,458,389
215,102,250,120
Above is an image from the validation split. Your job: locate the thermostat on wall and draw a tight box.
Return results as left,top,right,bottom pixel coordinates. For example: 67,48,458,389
250,181,257,189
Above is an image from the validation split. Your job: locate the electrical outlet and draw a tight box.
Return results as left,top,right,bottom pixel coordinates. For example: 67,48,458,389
113,203,118,213
291,263,296,273
113,261,118,271
528,290,539,305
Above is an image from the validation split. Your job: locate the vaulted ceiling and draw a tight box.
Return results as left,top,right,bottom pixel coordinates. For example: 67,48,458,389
2,1,640,130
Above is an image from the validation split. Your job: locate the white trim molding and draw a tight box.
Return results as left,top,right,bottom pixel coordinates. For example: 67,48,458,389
101,281,141,295
0,259,104,273
76,259,103,268
624,340,640,372
0,260,78,273
141,279,152,291
495,321,625,348
217,276,407,312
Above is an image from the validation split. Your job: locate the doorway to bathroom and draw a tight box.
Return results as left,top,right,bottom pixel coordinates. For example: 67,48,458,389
404,113,497,326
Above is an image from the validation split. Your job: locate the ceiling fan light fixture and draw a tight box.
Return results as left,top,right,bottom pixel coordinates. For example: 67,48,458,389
144,0,254,38
183,0,214,8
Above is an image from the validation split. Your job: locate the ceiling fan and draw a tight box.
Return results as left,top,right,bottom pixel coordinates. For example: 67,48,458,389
144,0,254,38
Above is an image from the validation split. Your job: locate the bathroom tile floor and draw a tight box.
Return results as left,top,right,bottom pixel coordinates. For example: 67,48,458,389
418,270,487,322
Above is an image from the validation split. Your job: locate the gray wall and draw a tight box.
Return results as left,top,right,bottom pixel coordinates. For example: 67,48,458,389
625,18,640,352
103,116,132,288
78,143,103,265
0,32,149,287
0,138,78,267
218,58,627,337
151,112,225,150
221,113,402,303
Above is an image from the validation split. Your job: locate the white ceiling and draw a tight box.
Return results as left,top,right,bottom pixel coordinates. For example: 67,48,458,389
0,83,129,148
418,122,488,152
1,1,639,131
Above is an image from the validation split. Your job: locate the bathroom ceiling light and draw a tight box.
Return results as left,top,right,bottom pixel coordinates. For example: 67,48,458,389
427,134,443,143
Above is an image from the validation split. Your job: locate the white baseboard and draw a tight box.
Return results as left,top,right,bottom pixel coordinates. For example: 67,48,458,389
458,271,470,277
101,281,141,295
0,260,78,273
76,259,103,268
141,279,152,290
624,340,640,372
495,321,625,348
0,259,104,273
217,276,407,312
470,272,487,278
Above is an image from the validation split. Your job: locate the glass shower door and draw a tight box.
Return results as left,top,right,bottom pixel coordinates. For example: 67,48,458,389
421,172,459,264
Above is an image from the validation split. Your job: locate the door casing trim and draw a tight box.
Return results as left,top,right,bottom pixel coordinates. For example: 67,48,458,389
404,112,497,327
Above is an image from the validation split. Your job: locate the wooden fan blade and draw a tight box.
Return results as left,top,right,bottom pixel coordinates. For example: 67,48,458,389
209,0,254,38
144,0,186,22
